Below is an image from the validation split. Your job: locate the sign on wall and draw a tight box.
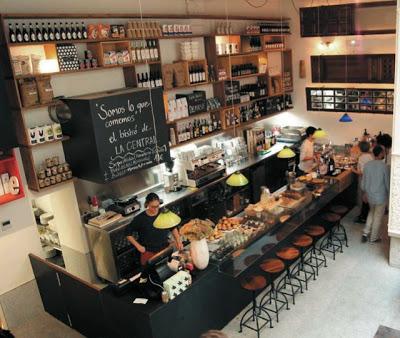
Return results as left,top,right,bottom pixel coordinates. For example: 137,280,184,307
0,150,25,205
62,88,170,183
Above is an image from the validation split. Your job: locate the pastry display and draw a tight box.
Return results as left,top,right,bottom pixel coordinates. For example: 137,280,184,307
311,178,326,185
180,218,214,241
290,181,306,191
207,227,224,242
282,191,303,200
216,217,242,231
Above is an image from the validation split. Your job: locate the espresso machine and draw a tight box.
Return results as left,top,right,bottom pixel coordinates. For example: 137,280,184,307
176,147,226,188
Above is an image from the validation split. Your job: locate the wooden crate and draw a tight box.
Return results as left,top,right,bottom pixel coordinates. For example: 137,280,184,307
87,41,131,67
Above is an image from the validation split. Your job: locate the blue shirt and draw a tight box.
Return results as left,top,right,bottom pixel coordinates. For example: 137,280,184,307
361,159,390,205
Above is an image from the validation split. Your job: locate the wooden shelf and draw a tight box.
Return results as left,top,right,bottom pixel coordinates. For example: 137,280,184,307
164,81,211,92
33,177,76,193
170,129,225,148
217,50,265,58
14,63,137,79
22,136,70,149
8,37,130,47
230,73,267,81
241,33,291,37
166,108,221,125
160,34,206,40
40,240,62,251
223,108,292,131
20,100,62,111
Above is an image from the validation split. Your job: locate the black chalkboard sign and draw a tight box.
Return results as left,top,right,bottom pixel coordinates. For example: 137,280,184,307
177,91,206,115
62,88,170,183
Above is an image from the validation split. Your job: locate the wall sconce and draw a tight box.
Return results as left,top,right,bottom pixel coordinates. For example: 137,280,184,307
319,39,334,51
299,60,306,79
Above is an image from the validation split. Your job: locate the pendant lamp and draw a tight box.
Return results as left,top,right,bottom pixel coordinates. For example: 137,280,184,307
339,113,352,122
154,209,181,229
277,146,296,159
314,129,328,139
226,171,249,187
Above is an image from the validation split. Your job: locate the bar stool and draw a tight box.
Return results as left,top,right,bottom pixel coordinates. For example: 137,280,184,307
292,235,316,290
259,258,290,322
275,247,303,305
319,212,343,260
329,204,349,247
239,275,273,337
304,225,327,276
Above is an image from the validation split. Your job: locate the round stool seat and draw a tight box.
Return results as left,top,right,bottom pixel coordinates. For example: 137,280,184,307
240,275,267,291
330,205,349,215
293,234,313,247
276,247,300,261
260,258,285,274
305,225,325,237
322,212,341,223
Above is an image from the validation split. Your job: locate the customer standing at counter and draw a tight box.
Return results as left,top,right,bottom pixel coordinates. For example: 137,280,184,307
377,133,392,166
298,126,317,175
353,141,374,223
361,146,390,243
126,193,183,265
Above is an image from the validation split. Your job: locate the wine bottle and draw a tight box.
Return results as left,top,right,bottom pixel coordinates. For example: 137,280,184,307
131,41,137,63
81,22,88,39
144,40,150,61
149,40,155,60
153,40,159,60
35,22,43,42
71,22,77,40
9,23,16,43
16,23,23,42
136,41,142,62
22,23,30,42
48,23,55,41
66,22,72,40
140,41,147,61
60,23,67,40
29,23,36,42
150,72,156,88
54,22,60,40
42,23,49,41
76,22,82,39
137,73,143,88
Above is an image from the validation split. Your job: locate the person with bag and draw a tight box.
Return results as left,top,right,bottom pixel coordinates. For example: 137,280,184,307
361,145,390,243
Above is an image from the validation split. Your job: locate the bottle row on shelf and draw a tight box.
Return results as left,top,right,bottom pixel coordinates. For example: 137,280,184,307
136,72,163,88
9,21,88,43
189,66,207,84
173,114,222,144
131,40,159,63
231,63,258,78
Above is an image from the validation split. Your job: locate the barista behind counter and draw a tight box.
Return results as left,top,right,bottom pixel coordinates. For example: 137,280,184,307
125,193,183,266
298,126,318,175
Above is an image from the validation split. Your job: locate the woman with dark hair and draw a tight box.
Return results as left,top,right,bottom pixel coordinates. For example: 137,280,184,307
298,126,317,175
126,193,183,265
377,133,392,165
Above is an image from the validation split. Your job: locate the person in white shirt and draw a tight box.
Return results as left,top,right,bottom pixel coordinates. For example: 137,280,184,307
298,126,317,174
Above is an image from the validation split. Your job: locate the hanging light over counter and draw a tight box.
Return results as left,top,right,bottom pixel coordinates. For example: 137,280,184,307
226,171,249,187
153,209,181,229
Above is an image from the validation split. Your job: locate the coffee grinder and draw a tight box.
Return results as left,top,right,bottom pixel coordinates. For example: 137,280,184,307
163,158,181,193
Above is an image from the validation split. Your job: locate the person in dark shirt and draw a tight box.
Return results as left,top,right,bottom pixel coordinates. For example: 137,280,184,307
126,193,183,265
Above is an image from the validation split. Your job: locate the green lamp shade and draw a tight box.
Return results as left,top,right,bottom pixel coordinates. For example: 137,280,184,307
277,147,296,159
226,172,249,187
153,209,181,229
314,129,328,139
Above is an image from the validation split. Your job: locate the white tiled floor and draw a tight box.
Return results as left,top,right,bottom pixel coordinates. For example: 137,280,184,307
222,208,400,338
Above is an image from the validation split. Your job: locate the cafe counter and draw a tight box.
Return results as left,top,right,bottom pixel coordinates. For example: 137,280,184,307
29,173,356,338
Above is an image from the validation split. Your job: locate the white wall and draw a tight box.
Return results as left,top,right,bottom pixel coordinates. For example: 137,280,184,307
267,0,395,144
0,150,43,295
